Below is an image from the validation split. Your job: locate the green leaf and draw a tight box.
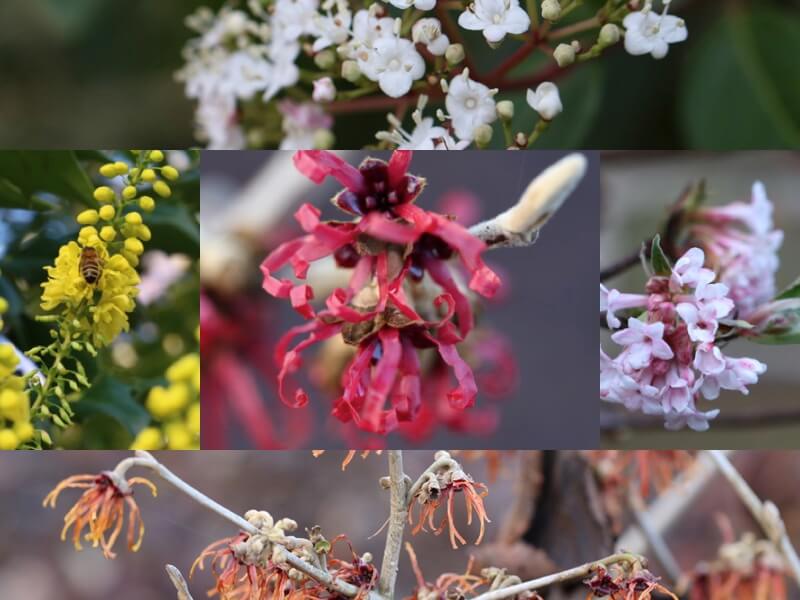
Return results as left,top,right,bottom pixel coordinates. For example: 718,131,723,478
0,151,96,208
74,375,151,436
680,6,800,149
145,202,200,256
650,234,672,276
777,275,800,300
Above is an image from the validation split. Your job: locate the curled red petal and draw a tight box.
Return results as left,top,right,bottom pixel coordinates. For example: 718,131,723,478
326,288,377,322
277,322,341,407
290,284,315,319
261,238,307,298
425,257,473,337
293,150,366,193
432,338,477,410
295,203,358,247
387,150,413,189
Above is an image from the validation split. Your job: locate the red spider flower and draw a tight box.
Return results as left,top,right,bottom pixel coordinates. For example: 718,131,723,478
192,532,297,600
43,471,157,559
585,566,678,600
408,467,489,549
261,150,501,435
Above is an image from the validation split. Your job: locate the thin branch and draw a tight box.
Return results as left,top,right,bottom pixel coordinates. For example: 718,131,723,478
599,240,650,282
114,451,378,600
469,553,646,600
166,564,195,600
469,153,587,249
707,450,800,587
378,450,409,600
628,485,682,585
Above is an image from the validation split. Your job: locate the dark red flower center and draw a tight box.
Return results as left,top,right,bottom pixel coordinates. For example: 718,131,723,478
333,159,424,216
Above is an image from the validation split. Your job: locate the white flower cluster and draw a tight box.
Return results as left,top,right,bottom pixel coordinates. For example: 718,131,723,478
177,0,558,149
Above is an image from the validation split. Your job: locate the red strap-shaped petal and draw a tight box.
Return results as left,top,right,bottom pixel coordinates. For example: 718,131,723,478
361,328,402,431
261,238,307,298
295,203,357,247
387,150,413,189
293,150,366,193
427,335,478,410
359,212,419,245
425,257,473,337
391,336,421,421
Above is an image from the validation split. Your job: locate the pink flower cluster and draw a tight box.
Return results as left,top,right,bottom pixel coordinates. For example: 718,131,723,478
600,247,767,431
686,181,783,318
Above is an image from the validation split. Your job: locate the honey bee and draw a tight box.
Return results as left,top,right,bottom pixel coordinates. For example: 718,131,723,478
79,247,104,285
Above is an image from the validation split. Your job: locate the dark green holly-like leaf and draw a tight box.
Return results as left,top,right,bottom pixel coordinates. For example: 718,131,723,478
650,234,672,276
73,375,150,436
0,151,95,208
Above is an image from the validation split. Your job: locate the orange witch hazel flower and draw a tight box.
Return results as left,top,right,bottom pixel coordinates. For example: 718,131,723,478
408,452,489,549
43,471,157,559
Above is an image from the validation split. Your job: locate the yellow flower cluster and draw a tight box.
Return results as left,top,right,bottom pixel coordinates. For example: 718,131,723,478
131,352,200,450
0,299,34,450
40,150,180,348
41,242,139,347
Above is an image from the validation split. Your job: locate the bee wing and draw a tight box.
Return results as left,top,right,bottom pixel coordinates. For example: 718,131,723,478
470,153,587,248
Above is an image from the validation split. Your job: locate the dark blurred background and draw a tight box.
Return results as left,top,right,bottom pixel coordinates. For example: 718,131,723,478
201,151,599,448
0,0,797,148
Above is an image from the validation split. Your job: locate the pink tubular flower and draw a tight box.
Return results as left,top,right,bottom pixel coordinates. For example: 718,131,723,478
261,151,502,435
600,247,767,432
687,181,784,317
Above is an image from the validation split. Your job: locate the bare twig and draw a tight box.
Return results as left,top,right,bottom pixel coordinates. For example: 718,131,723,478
707,450,800,587
628,485,682,584
113,451,378,600
378,450,409,600
166,564,195,600
469,154,587,249
469,552,646,600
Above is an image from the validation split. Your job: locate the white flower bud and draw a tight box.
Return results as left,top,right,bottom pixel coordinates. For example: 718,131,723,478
541,0,561,21
496,100,514,121
474,123,494,147
445,43,465,65
599,23,620,46
527,81,562,120
553,43,575,66
313,129,335,149
312,77,336,103
341,60,361,83
314,50,336,69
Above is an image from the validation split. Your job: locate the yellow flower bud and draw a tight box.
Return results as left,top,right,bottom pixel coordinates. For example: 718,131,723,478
125,211,143,225
114,161,129,175
139,196,156,212
149,150,164,162
124,237,144,255
130,167,140,179
122,185,137,200
187,403,200,435
13,421,34,443
136,224,152,241
93,186,115,203
0,297,7,314
153,180,171,198
76,209,99,225
130,426,163,450
165,422,193,450
166,354,199,384
100,226,117,242
122,250,139,268
161,166,180,181
99,163,118,177
78,226,98,244
0,428,19,450
141,168,156,182
98,205,116,221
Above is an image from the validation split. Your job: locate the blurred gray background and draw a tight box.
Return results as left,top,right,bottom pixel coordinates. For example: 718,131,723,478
0,451,514,600
600,151,800,448
201,151,600,449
